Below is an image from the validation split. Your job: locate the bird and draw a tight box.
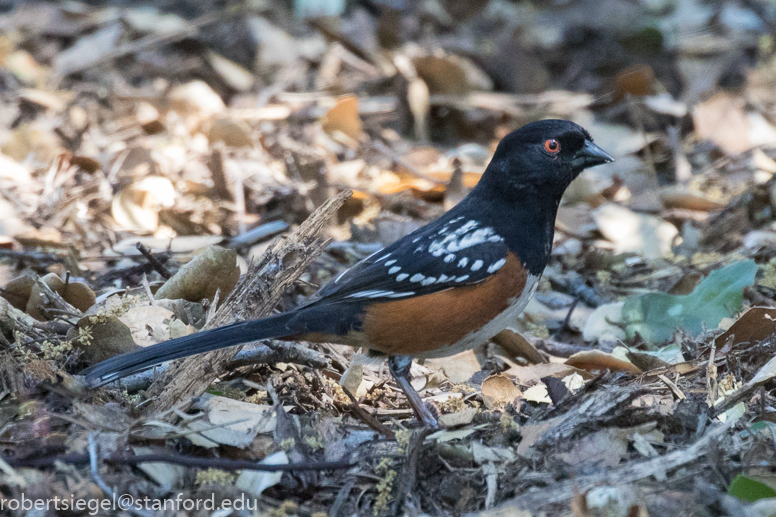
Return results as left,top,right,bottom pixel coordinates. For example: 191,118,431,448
83,119,613,428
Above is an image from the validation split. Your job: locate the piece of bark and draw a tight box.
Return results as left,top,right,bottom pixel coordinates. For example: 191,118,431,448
144,190,351,415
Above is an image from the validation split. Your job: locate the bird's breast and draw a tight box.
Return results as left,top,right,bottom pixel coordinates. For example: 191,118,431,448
360,253,536,357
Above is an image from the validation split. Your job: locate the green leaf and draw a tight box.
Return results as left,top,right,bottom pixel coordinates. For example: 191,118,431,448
728,474,776,502
621,260,757,344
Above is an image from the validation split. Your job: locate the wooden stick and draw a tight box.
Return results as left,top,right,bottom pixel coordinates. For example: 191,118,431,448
144,190,351,415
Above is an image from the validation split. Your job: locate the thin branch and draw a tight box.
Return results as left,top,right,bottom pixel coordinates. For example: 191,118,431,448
136,242,172,279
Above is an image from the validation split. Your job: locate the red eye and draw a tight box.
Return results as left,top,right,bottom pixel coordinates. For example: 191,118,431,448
544,139,561,154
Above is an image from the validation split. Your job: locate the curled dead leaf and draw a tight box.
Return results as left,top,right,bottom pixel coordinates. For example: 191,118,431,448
715,307,776,348
503,363,590,385
26,273,95,320
168,80,225,118
111,176,176,232
659,186,724,211
322,94,362,144
481,374,522,410
206,117,253,148
424,349,482,383
2,273,35,310
565,350,642,375
62,281,96,312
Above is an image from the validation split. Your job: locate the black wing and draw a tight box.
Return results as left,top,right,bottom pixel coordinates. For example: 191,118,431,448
314,215,509,303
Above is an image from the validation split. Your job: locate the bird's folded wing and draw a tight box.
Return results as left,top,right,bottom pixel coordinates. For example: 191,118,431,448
314,216,510,303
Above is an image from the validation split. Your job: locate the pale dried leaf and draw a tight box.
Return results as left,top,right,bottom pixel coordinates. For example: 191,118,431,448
481,374,522,410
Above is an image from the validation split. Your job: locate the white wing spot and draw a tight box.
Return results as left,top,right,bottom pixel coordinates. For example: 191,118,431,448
348,290,394,299
388,291,415,298
436,274,449,283
396,273,409,281
458,257,468,268
487,258,506,273
471,260,484,271
410,274,425,283
455,275,470,282
444,254,456,263
428,219,504,255
375,253,391,263
421,277,437,286
385,259,397,266
388,266,401,274
412,237,421,243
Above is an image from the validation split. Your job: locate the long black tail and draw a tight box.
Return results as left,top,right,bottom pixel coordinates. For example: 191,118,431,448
82,312,297,387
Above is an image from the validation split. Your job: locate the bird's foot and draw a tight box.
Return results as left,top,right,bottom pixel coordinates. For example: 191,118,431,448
388,355,439,429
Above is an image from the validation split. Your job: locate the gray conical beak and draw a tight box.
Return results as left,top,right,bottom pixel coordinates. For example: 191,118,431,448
577,140,614,167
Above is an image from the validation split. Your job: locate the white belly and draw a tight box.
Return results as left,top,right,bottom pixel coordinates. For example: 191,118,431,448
417,274,539,359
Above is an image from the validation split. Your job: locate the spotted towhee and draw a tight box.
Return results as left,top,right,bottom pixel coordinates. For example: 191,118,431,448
84,119,613,427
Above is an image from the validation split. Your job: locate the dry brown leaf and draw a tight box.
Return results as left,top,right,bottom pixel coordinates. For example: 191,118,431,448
26,273,95,319
322,94,363,144
715,307,776,348
413,54,491,94
1,123,61,163
480,374,522,410
206,50,254,92
6,50,46,86
492,329,546,364
692,92,755,155
168,80,225,118
613,64,655,102
119,305,174,348
62,281,96,312
154,245,240,304
2,273,35,310
626,350,671,372
111,176,176,232
592,203,677,259
523,384,552,404
503,363,590,385
17,88,69,111
659,186,725,211
188,393,278,448
206,117,253,148
424,349,482,383
438,407,479,428
565,350,642,374
136,102,163,133
13,227,63,248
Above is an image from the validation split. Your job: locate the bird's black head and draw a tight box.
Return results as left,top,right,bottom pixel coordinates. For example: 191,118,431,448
480,119,613,197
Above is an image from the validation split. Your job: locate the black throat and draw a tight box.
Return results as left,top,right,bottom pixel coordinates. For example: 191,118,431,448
456,174,567,276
